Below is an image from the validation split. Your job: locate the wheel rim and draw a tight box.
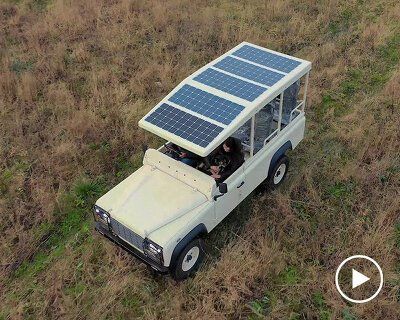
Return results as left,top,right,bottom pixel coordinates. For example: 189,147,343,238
181,246,200,272
273,163,286,184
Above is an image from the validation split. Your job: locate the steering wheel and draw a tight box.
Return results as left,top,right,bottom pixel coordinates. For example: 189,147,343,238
164,144,181,158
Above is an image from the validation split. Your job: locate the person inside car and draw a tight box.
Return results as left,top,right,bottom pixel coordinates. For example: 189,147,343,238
209,137,244,182
167,144,198,167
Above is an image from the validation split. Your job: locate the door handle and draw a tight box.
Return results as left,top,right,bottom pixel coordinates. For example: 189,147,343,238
237,181,245,188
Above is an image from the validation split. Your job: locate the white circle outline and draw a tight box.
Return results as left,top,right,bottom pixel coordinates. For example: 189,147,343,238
335,255,383,304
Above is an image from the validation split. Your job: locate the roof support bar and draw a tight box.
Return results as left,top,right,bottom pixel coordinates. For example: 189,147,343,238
302,72,309,112
250,115,255,157
278,92,283,132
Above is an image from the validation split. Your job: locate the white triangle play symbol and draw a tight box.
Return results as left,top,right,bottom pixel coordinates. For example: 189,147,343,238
352,269,370,289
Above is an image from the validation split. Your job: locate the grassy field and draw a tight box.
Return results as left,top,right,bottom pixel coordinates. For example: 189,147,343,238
1,0,399,319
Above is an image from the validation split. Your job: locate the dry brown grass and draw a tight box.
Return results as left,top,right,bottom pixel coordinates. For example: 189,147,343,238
1,0,399,319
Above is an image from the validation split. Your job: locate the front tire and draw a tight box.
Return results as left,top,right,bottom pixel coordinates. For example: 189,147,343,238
267,155,289,189
171,238,205,281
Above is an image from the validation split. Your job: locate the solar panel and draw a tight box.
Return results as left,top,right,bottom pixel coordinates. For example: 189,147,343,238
214,56,285,87
193,68,266,102
168,84,245,125
232,45,301,73
145,103,223,148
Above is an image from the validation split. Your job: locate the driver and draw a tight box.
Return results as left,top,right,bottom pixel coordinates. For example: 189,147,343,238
209,137,244,182
168,144,198,167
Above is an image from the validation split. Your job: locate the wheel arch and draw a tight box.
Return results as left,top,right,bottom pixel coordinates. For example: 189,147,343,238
169,223,207,269
268,141,292,178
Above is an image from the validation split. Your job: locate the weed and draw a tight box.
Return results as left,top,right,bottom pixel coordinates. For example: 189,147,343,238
248,292,272,318
327,181,355,199
73,180,104,208
279,266,300,285
30,0,51,11
343,308,357,320
312,292,332,320
10,59,33,74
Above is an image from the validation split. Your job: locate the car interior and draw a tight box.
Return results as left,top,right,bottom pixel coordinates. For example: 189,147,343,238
233,80,301,159
159,80,302,177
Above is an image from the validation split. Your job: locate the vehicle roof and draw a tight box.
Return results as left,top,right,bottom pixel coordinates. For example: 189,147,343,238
138,41,312,157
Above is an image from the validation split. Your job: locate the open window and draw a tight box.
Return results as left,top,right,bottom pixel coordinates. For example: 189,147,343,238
232,72,310,157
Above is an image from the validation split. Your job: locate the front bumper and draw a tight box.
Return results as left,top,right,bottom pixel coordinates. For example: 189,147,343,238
94,221,169,273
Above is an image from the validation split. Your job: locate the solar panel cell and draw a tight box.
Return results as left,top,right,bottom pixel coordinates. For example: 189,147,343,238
168,84,245,125
214,56,284,87
193,68,266,101
232,45,301,73
145,103,223,148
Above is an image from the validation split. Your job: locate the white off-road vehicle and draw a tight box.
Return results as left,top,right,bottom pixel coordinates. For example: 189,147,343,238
94,42,311,280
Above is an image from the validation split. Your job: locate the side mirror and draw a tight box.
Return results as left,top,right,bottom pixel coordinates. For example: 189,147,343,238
214,183,228,201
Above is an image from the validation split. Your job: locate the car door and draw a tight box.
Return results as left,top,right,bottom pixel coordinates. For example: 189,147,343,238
214,166,245,223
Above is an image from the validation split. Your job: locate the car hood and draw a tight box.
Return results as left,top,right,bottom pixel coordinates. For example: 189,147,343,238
96,164,208,237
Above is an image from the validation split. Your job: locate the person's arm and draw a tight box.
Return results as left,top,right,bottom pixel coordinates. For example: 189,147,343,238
218,154,243,181
178,148,197,159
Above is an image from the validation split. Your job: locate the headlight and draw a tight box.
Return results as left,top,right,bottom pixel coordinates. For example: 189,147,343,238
93,205,110,224
143,238,164,264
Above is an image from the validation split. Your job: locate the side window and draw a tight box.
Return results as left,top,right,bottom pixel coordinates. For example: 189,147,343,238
279,80,300,125
231,119,251,158
232,98,278,157
279,75,307,125
232,74,308,157
253,101,275,154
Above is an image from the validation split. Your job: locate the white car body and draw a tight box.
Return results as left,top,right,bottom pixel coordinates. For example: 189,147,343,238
94,42,311,277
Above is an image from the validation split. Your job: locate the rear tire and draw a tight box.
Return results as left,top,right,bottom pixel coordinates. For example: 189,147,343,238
267,155,289,189
171,238,205,281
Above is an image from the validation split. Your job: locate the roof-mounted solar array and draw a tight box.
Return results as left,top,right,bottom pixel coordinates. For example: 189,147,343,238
145,103,223,148
193,68,266,102
214,56,285,86
168,84,244,125
232,44,301,73
139,42,312,156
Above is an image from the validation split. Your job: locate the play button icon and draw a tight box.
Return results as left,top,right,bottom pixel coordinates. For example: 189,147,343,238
352,269,370,289
335,255,383,303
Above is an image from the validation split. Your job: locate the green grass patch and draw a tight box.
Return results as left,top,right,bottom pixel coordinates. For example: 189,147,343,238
88,141,112,152
0,160,31,195
341,69,363,97
248,292,274,319
315,31,400,120
379,33,400,66
279,266,300,285
30,0,52,11
292,201,311,221
343,308,357,320
312,292,332,320
69,76,87,98
120,291,144,316
12,178,105,280
14,252,49,278
115,152,143,179
326,4,358,38
65,281,87,300
10,59,34,74
73,180,105,208
327,181,354,199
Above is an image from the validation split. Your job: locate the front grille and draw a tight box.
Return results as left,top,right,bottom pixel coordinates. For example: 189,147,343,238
110,218,144,250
